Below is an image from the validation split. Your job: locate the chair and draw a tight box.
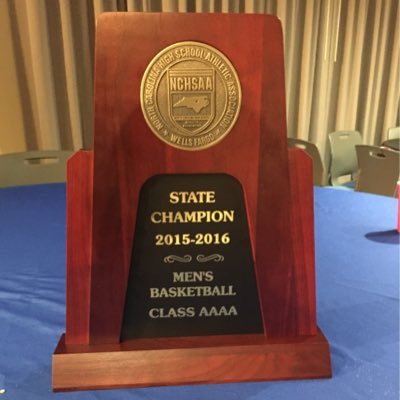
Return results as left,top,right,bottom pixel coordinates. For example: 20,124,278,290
287,138,326,185
387,126,400,140
355,145,399,197
328,130,362,187
0,150,74,188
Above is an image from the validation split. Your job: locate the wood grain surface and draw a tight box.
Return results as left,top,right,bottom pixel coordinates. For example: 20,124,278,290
53,329,331,391
65,150,93,344
288,148,317,335
57,13,331,391
86,12,314,344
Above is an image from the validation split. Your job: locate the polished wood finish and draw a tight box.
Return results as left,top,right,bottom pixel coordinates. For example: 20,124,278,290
53,329,331,391
288,149,317,335
55,12,331,391
65,150,93,344
88,12,313,344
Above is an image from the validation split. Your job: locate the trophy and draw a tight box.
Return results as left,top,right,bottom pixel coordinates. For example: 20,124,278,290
52,12,331,391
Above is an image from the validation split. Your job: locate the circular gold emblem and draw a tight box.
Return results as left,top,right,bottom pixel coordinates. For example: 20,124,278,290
140,41,241,151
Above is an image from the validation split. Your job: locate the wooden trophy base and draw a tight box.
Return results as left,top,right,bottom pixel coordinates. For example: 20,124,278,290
52,328,331,392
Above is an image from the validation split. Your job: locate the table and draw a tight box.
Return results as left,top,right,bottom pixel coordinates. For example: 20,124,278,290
382,138,400,151
0,184,398,400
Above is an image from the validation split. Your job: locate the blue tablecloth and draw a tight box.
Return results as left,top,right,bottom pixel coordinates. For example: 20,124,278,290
0,184,398,399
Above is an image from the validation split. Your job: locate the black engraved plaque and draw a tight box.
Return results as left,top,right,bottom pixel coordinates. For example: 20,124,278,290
121,174,263,339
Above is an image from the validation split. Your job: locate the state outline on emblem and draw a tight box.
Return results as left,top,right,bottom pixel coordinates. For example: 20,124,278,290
167,68,216,136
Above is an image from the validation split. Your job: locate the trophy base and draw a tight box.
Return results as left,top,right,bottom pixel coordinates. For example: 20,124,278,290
52,328,331,392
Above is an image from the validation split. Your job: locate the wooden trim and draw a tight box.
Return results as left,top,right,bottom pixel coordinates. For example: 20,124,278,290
65,150,93,344
53,329,331,391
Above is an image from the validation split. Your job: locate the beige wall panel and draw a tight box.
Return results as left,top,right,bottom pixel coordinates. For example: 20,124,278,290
382,2,400,140
297,0,319,141
335,0,362,130
20,0,60,149
59,0,83,150
0,1,26,154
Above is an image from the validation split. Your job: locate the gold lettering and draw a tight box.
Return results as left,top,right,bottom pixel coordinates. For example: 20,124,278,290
149,285,236,298
150,212,162,223
173,271,214,283
169,192,180,204
167,191,216,204
150,210,234,224
169,76,213,92
199,305,238,317
149,307,196,318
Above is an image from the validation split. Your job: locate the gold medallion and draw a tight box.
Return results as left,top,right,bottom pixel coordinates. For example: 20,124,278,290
140,42,242,151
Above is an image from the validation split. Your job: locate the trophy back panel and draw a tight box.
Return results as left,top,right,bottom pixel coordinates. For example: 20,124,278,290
89,13,298,343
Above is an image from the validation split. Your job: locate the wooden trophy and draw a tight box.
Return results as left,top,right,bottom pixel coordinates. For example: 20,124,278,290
52,12,331,391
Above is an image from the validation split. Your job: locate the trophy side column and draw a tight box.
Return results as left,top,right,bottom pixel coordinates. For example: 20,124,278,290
255,18,317,337
288,148,317,335
65,150,93,344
